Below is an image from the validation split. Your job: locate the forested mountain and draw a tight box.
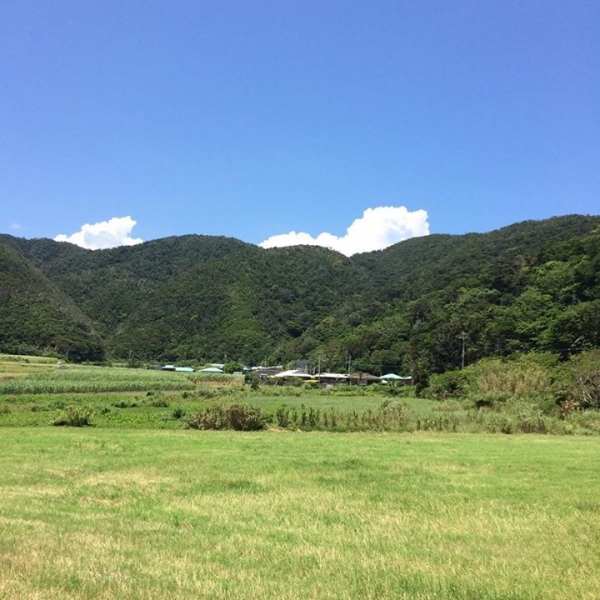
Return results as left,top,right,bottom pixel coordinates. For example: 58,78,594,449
1,215,599,373
0,243,104,360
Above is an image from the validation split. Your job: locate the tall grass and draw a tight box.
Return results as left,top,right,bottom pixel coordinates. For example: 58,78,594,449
0,353,59,364
473,359,551,397
0,367,196,394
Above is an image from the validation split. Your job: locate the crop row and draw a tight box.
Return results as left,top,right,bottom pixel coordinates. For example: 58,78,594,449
0,368,196,394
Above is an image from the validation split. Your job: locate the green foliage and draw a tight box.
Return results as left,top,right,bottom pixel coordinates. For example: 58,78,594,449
0,244,104,361
172,407,185,419
268,400,411,432
468,357,552,399
245,372,260,390
427,370,471,400
53,405,93,427
186,404,268,431
560,350,600,409
0,367,195,394
2,215,600,370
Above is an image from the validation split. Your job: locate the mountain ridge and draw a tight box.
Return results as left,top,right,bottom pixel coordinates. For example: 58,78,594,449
1,214,599,371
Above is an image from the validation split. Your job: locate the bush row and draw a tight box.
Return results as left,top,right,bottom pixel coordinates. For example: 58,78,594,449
423,350,600,411
183,401,600,435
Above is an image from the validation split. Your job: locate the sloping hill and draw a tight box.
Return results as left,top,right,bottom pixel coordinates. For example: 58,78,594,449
277,215,600,373
0,243,104,360
1,234,370,363
1,214,598,368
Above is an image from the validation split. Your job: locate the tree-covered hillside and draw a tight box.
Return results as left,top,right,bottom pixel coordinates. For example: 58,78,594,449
280,215,600,376
0,243,104,360
0,234,370,364
0,215,598,371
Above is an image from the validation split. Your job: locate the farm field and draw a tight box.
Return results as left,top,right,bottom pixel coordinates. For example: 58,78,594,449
0,389,402,428
0,357,422,429
1,429,599,599
1,356,600,434
1,355,600,598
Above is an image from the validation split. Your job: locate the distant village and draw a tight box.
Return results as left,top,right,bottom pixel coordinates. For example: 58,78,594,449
157,363,413,386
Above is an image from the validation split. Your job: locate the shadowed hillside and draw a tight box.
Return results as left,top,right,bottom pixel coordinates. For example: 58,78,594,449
0,243,104,360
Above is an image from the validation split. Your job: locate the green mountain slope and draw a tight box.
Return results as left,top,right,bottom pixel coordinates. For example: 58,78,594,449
0,243,104,360
1,214,598,369
1,234,370,363
280,215,600,374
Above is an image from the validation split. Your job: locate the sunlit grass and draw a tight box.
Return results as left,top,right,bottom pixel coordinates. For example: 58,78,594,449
0,430,598,599
0,353,59,364
0,367,196,394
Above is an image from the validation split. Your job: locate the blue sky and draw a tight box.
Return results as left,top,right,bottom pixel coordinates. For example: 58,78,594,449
2,1,598,254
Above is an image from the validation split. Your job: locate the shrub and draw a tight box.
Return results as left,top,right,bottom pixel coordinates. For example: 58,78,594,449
471,391,511,409
224,361,244,374
172,407,185,419
484,414,515,434
427,370,470,400
112,400,138,408
245,373,260,390
554,350,600,410
53,405,93,427
573,368,600,409
516,411,548,434
385,383,403,397
471,358,551,398
186,404,268,431
557,398,580,419
147,395,169,407
275,405,290,428
378,400,410,428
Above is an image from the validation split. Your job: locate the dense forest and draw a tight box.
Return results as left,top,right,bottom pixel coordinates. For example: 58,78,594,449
1,215,599,376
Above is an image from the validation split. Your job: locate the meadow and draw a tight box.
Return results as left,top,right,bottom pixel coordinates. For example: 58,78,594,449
1,429,599,599
1,355,600,598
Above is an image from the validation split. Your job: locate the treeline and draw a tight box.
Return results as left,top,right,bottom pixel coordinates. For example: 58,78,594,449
0,214,599,373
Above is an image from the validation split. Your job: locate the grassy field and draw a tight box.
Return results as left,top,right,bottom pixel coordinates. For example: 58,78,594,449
0,357,420,428
1,367,600,434
1,356,599,598
1,429,599,599
0,367,199,394
0,353,58,378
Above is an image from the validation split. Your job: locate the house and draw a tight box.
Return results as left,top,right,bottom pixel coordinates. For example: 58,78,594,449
380,373,413,385
316,372,348,386
348,372,380,385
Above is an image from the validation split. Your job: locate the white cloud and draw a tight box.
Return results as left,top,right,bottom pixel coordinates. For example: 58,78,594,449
10,223,22,231
54,216,143,250
259,206,429,256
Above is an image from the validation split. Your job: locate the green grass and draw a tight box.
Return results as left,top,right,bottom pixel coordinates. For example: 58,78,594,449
0,366,197,394
1,356,599,597
2,386,600,434
0,353,59,364
0,429,599,599
0,354,58,378
0,389,398,428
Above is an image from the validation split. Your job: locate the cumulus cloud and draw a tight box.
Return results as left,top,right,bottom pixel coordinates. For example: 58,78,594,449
10,223,22,231
259,206,429,256
54,216,143,250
